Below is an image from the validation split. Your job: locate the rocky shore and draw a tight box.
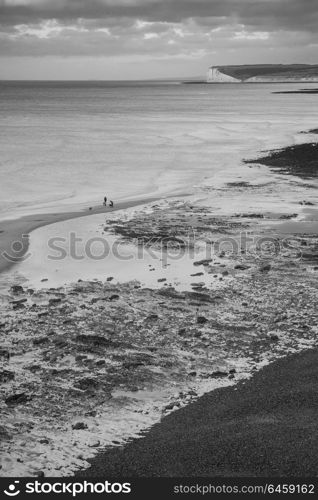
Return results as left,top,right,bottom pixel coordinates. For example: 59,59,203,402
1,195,318,475
79,347,318,477
1,130,318,477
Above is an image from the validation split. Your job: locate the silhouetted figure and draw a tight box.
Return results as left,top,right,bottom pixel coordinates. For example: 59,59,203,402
103,196,107,206
109,200,114,207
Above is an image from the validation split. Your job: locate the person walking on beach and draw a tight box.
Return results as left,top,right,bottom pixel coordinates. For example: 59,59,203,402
103,196,107,206
109,200,114,207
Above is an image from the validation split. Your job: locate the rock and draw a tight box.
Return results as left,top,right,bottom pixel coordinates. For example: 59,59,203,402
190,272,204,277
5,393,29,406
91,297,107,304
37,311,49,317
76,334,117,348
191,282,205,288
95,359,106,366
157,278,167,282
187,390,197,396
234,264,250,270
260,263,271,272
158,288,185,300
299,201,314,206
85,410,97,417
33,337,49,346
185,291,219,303
178,328,187,337
188,371,197,377
269,333,279,341
75,355,87,362
48,298,62,306
210,370,228,378
25,365,41,374
0,370,15,383
35,471,45,477
146,314,159,321
279,213,298,220
41,278,48,282
11,298,27,306
193,259,213,267
72,422,88,430
222,270,229,276
164,403,175,411
229,368,236,374
0,425,12,441
39,439,49,444
130,386,139,392
74,378,99,391
109,294,119,301
53,337,68,348
197,316,208,324
88,440,100,448
123,360,144,369
10,285,24,294
106,277,114,281
0,349,10,360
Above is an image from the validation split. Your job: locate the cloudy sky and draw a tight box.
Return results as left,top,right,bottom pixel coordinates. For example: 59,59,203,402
0,0,317,79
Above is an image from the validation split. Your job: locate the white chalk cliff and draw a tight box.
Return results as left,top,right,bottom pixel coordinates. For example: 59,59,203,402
207,64,318,83
207,67,241,83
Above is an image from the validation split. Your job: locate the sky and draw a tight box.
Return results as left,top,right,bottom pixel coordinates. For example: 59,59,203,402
0,0,317,80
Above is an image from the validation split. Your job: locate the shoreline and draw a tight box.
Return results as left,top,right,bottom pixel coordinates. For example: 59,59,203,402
78,347,318,477
0,196,161,277
1,128,318,477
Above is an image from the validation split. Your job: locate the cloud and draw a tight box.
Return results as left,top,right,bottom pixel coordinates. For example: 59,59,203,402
0,0,317,32
0,0,317,79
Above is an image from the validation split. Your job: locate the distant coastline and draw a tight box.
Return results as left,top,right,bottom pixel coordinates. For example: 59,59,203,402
206,64,318,83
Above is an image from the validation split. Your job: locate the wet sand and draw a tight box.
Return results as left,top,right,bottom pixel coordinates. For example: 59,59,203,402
78,347,318,477
0,197,158,275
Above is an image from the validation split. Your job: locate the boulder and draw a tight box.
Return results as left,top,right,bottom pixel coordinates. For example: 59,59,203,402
10,285,24,294
260,263,271,272
193,259,213,267
72,422,88,430
0,370,15,383
197,316,208,325
209,370,228,378
5,393,29,406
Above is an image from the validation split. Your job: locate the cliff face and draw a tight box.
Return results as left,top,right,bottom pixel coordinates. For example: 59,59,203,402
207,64,318,83
206,67,240,83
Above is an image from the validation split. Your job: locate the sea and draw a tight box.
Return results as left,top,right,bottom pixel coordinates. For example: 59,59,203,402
1,80,318,221
1,80,318,477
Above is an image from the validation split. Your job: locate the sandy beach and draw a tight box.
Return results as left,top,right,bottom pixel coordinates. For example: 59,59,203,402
0,196,159,276
0,82,318,479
